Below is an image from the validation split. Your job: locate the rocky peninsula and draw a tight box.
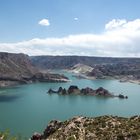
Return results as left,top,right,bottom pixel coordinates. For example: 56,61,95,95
31,115,140,140
48,85,128,99
0,52,69,87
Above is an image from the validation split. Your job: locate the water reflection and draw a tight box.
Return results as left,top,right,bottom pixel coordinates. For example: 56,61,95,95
0,94,21,102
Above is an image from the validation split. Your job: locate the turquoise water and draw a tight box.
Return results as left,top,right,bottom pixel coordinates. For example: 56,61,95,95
0,72,140,138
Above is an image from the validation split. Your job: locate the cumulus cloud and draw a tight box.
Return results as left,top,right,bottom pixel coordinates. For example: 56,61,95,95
38,18,50,26
105,19,127,30
0,19,140,57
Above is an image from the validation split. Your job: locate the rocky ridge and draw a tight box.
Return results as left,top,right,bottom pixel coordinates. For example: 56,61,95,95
31,115,140,140
31,56,140,84
0,52,69,87
31,55,140,69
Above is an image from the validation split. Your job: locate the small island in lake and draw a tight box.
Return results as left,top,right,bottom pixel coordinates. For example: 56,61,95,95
48,85,128,99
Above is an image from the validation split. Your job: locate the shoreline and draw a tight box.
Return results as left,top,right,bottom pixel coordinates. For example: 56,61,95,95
119,79,140,85
66,69,140,85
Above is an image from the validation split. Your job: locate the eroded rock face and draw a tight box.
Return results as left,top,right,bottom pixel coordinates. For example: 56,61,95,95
31,115,140,140
31,120,62,140
31,56,140,83
31,73,69,83
0,52,69,87
43,120,62,138
0,52,37,76
70,63,93,74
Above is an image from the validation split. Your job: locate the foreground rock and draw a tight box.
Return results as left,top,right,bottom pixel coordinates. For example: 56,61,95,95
31,115,140,140
48,85,128,99
0,52,69,87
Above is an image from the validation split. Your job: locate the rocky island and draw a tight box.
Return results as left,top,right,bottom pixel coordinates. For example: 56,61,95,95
48,85,128,99
31,115,140,140
0,52,69,87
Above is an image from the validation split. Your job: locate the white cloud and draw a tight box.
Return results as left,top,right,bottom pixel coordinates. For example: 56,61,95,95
0,19,140,57
105,19,126,30
38,18,50,26
74,17,78,21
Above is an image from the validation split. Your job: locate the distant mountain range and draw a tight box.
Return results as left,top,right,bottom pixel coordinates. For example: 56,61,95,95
31,55,140,84
0,53,140,87
31,55,140,69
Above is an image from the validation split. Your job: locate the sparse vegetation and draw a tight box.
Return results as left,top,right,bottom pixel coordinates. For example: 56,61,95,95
31,115,140,140
0,130,17,140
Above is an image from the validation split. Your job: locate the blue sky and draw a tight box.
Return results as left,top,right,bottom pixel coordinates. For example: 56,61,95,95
0,0,140,57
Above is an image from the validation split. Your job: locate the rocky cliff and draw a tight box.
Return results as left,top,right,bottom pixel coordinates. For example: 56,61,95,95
0,52,69,87
0,52,36,76
31,55,140,70
31,55,140,83
31,115,140,140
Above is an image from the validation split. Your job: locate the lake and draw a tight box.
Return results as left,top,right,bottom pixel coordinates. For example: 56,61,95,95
0,71,140,138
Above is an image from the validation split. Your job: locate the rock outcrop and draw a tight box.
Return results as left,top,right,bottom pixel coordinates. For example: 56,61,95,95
48,85,127,98
30,72,69,83
67,85,80,94
70,63,93,74
31,115,140,140
0,52,69,87
118,94,128,99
